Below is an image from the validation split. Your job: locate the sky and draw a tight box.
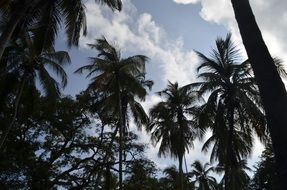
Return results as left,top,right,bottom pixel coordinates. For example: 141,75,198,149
55,0,287,176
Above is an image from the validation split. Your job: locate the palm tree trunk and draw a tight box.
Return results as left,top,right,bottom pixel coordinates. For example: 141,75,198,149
178,155,184,190
0,1,29,60
184,155,190,190
117,79,124,190
0,78,25,149
230,0,287,188
225,105,235,190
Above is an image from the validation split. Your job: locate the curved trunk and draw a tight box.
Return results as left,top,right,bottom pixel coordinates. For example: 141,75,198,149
0,78,25,149
230,0,287,188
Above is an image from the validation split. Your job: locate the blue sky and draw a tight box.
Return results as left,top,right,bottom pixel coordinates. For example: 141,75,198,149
54,0,287,175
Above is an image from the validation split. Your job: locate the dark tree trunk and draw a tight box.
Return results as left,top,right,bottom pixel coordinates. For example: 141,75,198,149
105,164,111,190
230,0,287,189
177,109,185,190
178,155,184,190
225,104,236,190
117,79,124,190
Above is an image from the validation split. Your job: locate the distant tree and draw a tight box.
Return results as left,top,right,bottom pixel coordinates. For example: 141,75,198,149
189,160,217,190
124,159,159,190
148,81,200,190
160,166,181,190
159,165,192,190
217,159,251,190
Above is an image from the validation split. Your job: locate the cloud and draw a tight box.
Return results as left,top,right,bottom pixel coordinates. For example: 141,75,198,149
173,0,200,4
173,0,287,70
80,0,199,87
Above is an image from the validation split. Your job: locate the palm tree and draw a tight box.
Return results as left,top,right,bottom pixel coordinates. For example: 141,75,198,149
75,37,152,190
148,82,199,190
217,159,251,190
0,0,122,59
192,34,267,189
0,34,70,149
160,166,181,190
230,1,287,187
189,160,217,190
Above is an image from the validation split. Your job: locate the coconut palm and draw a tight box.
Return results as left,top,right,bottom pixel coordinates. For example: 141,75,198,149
75,37,152,190
217,159,251,190
230,0,287,187
148,81,199,190
0,0,122,59
160,166,181,190
192,34,267,189
0,34,70,149
189,160,217,190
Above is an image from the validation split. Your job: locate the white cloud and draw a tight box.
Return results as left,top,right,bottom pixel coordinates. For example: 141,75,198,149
81,0,199,87
173,0,200,4
173,0,287,70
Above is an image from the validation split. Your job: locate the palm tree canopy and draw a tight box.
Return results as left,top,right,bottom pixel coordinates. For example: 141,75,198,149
1,34,70,98
75,37,152,127
189,160,217,190
148,81,200,159
217,159,251,190
192,34,268,165
0,0,122,57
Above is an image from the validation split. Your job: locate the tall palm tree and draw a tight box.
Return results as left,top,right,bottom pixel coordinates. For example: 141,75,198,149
189,160,217,190
0,34,70,149
0,0,122,59
148,82,199,190
192,34,267,189
75,37,152,190
230,1,287,187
